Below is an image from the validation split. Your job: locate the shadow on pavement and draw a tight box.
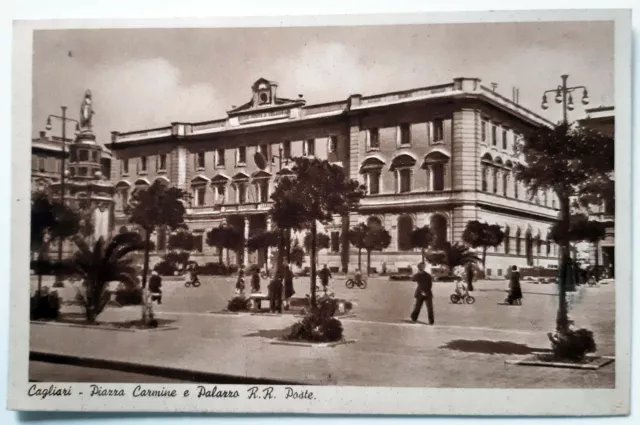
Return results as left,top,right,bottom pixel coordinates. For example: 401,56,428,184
244,327,292,339
439,339,551,355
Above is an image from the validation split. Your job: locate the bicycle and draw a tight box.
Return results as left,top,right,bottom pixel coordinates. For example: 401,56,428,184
450,281,475,304
184,275,201,288
345,278,367,289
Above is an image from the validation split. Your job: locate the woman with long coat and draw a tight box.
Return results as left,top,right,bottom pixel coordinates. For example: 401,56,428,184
283,265,295,309
507,265,523,305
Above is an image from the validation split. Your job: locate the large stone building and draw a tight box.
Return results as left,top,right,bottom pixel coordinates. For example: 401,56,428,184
109,77,562,276
577,106,615,276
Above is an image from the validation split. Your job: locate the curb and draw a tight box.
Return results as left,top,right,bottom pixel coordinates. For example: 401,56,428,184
31,320,180,333
29,351,308,385
270,339,357,348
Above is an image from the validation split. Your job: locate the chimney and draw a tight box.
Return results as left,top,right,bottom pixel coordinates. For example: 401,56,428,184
490,83,498,92
39,130,46,140
512,87,520,104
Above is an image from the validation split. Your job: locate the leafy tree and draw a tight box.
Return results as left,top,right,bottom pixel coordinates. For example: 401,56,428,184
410,225,434,263
246,230,281,273
66,232,144,323
426,242,481,274
206,225,242,265
550,214,607,281
167,229,195,270
363,226,391,275
270,157,365,307
462,220,505,269
515,121,613,333
290,239,306,268
30,192,82,294
348,223,369,272
303,231,330,266
127,181,186,325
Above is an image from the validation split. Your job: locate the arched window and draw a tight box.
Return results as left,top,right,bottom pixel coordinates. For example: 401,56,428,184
397,215,414,251
536,231,542,255
502,172,509,197
390,154,417,194
503,226,511,254
514,176,520,199
492,168,499,194
525,229,533,266
515,228,522,255
430,215,448,248
360,157,385,195
422,150,449,192
481,166,488,192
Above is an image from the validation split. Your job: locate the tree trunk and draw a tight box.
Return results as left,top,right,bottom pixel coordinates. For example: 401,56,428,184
226,247,230,266
366,250,371,276
310,222,318,308
556,197,571,334
357,248,362,271
218,246,223,264
285,229,292,265
594,240,600,281
482,247,487,269
141,230,152,326
421,247,425,263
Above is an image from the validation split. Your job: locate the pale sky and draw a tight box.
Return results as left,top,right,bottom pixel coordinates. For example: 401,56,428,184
32,22,614,145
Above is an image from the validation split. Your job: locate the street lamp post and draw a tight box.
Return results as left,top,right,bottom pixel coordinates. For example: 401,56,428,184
45,106,80,286
540,74,590,124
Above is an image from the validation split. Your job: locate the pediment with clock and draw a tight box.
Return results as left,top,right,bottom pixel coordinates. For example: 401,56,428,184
227,78,306,123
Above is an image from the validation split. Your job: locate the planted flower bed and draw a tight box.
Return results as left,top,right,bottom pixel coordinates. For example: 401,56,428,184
224,293,354,317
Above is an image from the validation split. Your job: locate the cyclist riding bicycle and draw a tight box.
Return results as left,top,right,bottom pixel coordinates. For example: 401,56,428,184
187,262,199,284
353,268,363,285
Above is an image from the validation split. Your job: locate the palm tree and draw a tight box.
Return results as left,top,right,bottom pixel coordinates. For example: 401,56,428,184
426,241,481,275
410,225,434,263
66,232,144,323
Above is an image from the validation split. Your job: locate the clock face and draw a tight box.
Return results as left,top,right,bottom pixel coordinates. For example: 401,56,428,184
259,92,269,104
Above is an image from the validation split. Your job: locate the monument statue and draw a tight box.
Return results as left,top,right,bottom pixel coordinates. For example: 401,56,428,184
79,89,95,130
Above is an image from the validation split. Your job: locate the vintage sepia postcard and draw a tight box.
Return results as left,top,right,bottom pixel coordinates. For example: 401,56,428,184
8,9,631,415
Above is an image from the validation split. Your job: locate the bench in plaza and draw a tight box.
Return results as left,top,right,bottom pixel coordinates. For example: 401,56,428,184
247,293,270,310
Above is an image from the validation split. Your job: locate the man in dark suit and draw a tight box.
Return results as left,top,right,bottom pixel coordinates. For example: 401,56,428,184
410,262,434,324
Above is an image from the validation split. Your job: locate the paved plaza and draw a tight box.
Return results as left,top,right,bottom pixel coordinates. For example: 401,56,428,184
29,275,615,387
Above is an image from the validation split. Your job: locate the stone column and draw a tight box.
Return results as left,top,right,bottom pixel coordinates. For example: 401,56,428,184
243,216,249,267
266,215,272,272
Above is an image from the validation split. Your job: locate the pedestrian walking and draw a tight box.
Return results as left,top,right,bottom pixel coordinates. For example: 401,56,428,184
410,262,434,324
148,271,163,304
235,267,245,295
283,265,295,309
250,267,261,293
506,265,523,305
318,264,332,291
268,270,284,313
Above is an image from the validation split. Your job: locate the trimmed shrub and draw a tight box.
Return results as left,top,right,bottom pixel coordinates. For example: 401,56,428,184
548,328,597,362
154,260,178,276
227,296,250,312
30,290,61,320
115,286,143,306
285,311,344,343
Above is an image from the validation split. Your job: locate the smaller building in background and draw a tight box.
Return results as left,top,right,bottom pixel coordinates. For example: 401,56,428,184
31,130,71,192
577,106,615,277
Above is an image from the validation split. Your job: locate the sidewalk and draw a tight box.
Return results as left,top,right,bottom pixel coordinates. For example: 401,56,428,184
30,307,614,388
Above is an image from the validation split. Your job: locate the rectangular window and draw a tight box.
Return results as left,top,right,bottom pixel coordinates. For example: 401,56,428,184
216,149,225,167
121,159,129,175
491,125,497,146
330,231,340,253
237,183,247,204
514,177,520,199
194,234,204,253
329,136,338,153
194,186,206,206
481,120,487,142
196,152,206,169
502,173,508,197
237,147,246,165
257,180,268,202
92,151,98,162
140,156,147,173
79,150,89,162
433,119,444,142
399,169,411,193
38,157,45,172
502,129,508,150
158,154,167,171
305,139,315,156
216,185,226,202
282,141,291,160
368,129,380,150
399,124,411,146
369,171,381,195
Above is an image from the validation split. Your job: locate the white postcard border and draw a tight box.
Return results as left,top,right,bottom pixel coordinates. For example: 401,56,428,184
8,9,632,415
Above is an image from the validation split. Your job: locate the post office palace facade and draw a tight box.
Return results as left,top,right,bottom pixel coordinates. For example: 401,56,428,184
109,77,561,276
